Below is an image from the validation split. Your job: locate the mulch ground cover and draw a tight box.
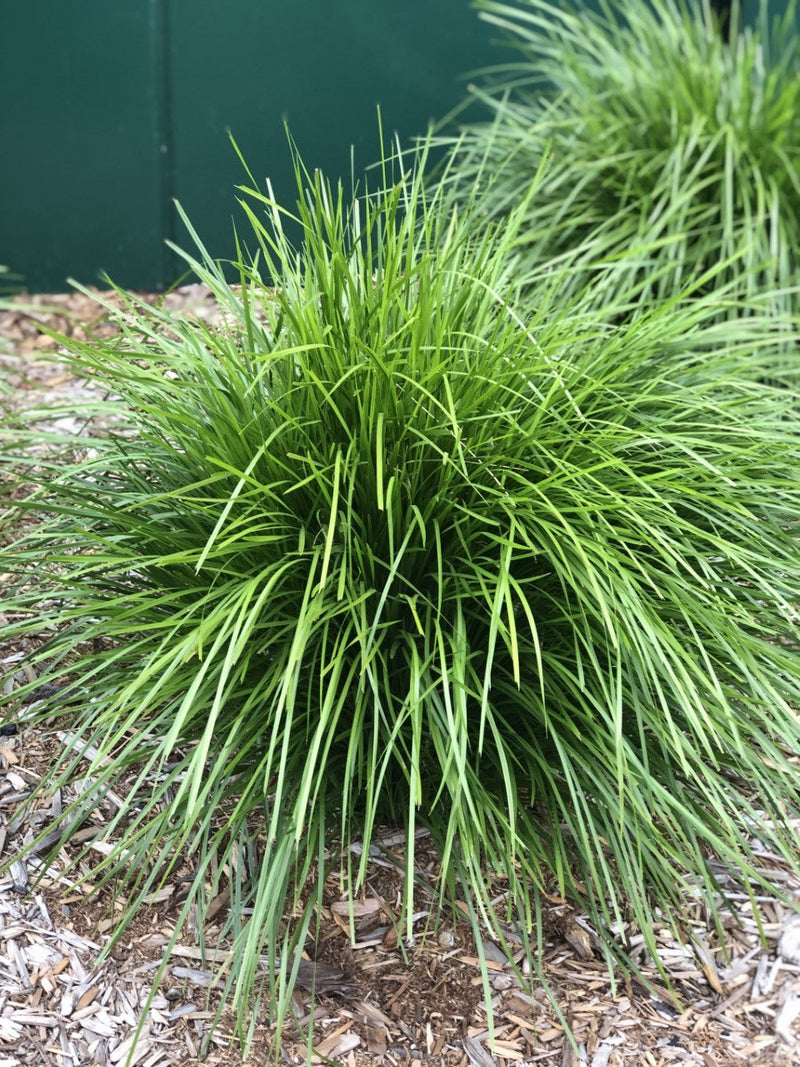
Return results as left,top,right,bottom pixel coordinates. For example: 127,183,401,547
1,288,799,1066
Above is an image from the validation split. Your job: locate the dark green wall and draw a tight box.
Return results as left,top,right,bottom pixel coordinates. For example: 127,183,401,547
1,1,498,293
2,2,790,293
1,2,166,293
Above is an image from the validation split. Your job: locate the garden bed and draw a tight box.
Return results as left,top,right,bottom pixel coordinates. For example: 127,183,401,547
1,291,799,1067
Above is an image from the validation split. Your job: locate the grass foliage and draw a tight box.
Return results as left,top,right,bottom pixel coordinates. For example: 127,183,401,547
441,0,800,318
1,132,800,1048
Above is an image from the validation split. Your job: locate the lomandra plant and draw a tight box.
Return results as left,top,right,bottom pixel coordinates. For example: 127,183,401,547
442,0,800,320
1,135,800,1053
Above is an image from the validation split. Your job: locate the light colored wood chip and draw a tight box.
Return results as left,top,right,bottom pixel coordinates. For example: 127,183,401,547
778,916,800,966
774,984,800,1043
74,985,100,1012
7,861,28,895
464,1035,500,1067
563,921,594,961
313,1023,359,1058
330,898,381,919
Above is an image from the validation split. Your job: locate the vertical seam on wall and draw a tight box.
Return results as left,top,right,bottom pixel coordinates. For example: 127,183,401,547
153,0,176,288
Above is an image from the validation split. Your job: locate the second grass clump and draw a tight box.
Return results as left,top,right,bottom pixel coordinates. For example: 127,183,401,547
443,0,800,324
1,136,799,1040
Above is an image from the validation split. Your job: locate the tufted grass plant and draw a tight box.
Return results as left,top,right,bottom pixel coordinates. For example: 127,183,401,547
439,0,800,333
1,134,800,1052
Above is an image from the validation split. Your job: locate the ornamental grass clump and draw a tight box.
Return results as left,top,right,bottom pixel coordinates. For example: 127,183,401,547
442,0,800,322
1,137,800,1047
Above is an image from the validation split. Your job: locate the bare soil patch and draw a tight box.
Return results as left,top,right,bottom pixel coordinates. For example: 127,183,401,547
1,289,799,1066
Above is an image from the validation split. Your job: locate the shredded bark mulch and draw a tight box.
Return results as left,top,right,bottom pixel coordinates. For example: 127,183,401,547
1,288,799,1066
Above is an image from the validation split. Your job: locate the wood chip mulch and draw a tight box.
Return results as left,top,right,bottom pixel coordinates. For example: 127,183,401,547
1,288,799,1067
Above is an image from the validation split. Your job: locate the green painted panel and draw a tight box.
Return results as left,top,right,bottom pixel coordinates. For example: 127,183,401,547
167,0,496,274
2,2,782,293
0,2,165,293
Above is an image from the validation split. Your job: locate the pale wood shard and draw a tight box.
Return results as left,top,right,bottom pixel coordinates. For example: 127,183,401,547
464,1034,500,1067
779,916,800,966
775,983,800,1044
7,862,28,896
